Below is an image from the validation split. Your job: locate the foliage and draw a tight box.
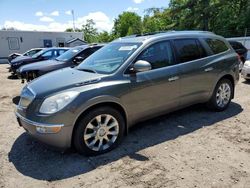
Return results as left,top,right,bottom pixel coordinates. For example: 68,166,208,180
113,12,142,37
82,19,98,43
64,0,250,41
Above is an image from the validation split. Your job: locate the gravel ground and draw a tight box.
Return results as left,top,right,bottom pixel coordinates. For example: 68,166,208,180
0,64,250,188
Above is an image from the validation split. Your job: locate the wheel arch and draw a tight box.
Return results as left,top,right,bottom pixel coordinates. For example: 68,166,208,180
71,101,128,148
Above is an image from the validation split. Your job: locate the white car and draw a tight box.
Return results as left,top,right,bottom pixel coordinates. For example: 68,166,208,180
241,60,250,81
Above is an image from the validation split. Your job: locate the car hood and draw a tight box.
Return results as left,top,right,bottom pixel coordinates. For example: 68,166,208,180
27,67,106,98
19,60,64,72
11,56,32,64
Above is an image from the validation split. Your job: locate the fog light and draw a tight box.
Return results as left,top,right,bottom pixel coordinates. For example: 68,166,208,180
36,126,62,134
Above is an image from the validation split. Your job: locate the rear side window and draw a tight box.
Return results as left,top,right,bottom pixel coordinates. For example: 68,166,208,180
174,39,206,63
205,39,229,54
136,41,174,70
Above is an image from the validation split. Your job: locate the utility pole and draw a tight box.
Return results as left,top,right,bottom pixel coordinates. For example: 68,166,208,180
72,10,76,32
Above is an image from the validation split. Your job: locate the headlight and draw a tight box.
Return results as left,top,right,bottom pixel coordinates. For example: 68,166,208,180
39,91,79,114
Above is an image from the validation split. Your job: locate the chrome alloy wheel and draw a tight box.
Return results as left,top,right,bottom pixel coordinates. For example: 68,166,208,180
83,114,119,151
216,83,231,108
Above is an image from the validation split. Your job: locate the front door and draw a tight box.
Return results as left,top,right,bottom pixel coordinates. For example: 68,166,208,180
124,40,181,120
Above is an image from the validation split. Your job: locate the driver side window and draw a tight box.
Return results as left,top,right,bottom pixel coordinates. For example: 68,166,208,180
136,41,174,70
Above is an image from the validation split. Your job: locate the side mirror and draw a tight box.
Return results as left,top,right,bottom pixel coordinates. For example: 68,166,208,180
74,56,84,64
132,60,152,73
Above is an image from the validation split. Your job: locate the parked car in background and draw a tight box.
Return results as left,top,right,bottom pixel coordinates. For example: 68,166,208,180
8,48,43,62
16,31,239,156
10,47,69,74
228,40,248,70
17,44,104,82
241,60,250,81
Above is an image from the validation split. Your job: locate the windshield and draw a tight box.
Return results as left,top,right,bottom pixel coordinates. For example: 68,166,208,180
77,42,141,74
32,49,47,58
56,47,84,62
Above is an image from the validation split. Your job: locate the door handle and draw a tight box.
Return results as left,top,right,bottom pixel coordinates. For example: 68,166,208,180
168,76,179,82
204,67,214,72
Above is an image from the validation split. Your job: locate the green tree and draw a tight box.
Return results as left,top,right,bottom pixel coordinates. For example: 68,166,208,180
97,31,112,42
113,12,142,37
82,19,98,43
143,8,173,33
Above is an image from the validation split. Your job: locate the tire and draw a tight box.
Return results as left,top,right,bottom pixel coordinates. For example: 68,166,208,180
73,107,125,156
207,79,233,111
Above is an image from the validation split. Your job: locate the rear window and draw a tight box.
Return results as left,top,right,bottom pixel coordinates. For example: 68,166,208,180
229,41,246,50
174,39,206,63
205,39,229,54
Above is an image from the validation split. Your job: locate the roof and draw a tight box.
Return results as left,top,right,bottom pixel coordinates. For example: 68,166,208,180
71,43,105,50
43,47,70,51
113,30,219,44
66,38,87,44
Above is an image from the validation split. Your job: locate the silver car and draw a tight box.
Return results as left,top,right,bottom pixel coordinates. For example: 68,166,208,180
241,60,250,81
16,31,239,155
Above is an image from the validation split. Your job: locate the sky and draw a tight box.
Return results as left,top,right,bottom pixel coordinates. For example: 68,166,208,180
0,0,170,32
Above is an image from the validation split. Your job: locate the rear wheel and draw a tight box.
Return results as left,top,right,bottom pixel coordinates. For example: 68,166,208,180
73,107,125,156
207,79,233,111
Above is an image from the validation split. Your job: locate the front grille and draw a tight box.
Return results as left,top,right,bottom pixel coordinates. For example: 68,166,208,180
18,86,35,108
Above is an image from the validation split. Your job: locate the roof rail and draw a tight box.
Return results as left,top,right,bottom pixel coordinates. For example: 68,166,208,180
118,30,215,40
120,30,175,39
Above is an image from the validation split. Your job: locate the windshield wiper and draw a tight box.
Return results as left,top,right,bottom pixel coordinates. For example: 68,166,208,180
77,67,97,73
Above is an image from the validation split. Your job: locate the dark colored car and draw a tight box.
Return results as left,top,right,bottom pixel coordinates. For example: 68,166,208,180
16,31,239,155
8,48,44,62
228,40,248,63
17,44,104,82
10,47,69,74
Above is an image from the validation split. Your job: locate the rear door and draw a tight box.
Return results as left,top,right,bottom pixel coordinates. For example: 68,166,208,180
173,38,213,106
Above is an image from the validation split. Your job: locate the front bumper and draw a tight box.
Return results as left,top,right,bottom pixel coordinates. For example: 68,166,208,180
16,112,72,149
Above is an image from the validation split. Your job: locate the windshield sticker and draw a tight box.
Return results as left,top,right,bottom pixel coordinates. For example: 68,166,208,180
119,45,137,51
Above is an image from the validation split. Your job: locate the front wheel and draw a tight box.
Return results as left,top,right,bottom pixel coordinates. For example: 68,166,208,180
207,79,233,111
73,107,125,156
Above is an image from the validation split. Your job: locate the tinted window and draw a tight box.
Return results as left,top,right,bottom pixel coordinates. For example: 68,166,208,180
136,41,174,69
174,39,206,63
206,39,229,54
78,47,101,59
229,41,242,50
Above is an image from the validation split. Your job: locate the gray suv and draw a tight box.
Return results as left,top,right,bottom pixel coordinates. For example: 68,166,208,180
16,31,239,155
